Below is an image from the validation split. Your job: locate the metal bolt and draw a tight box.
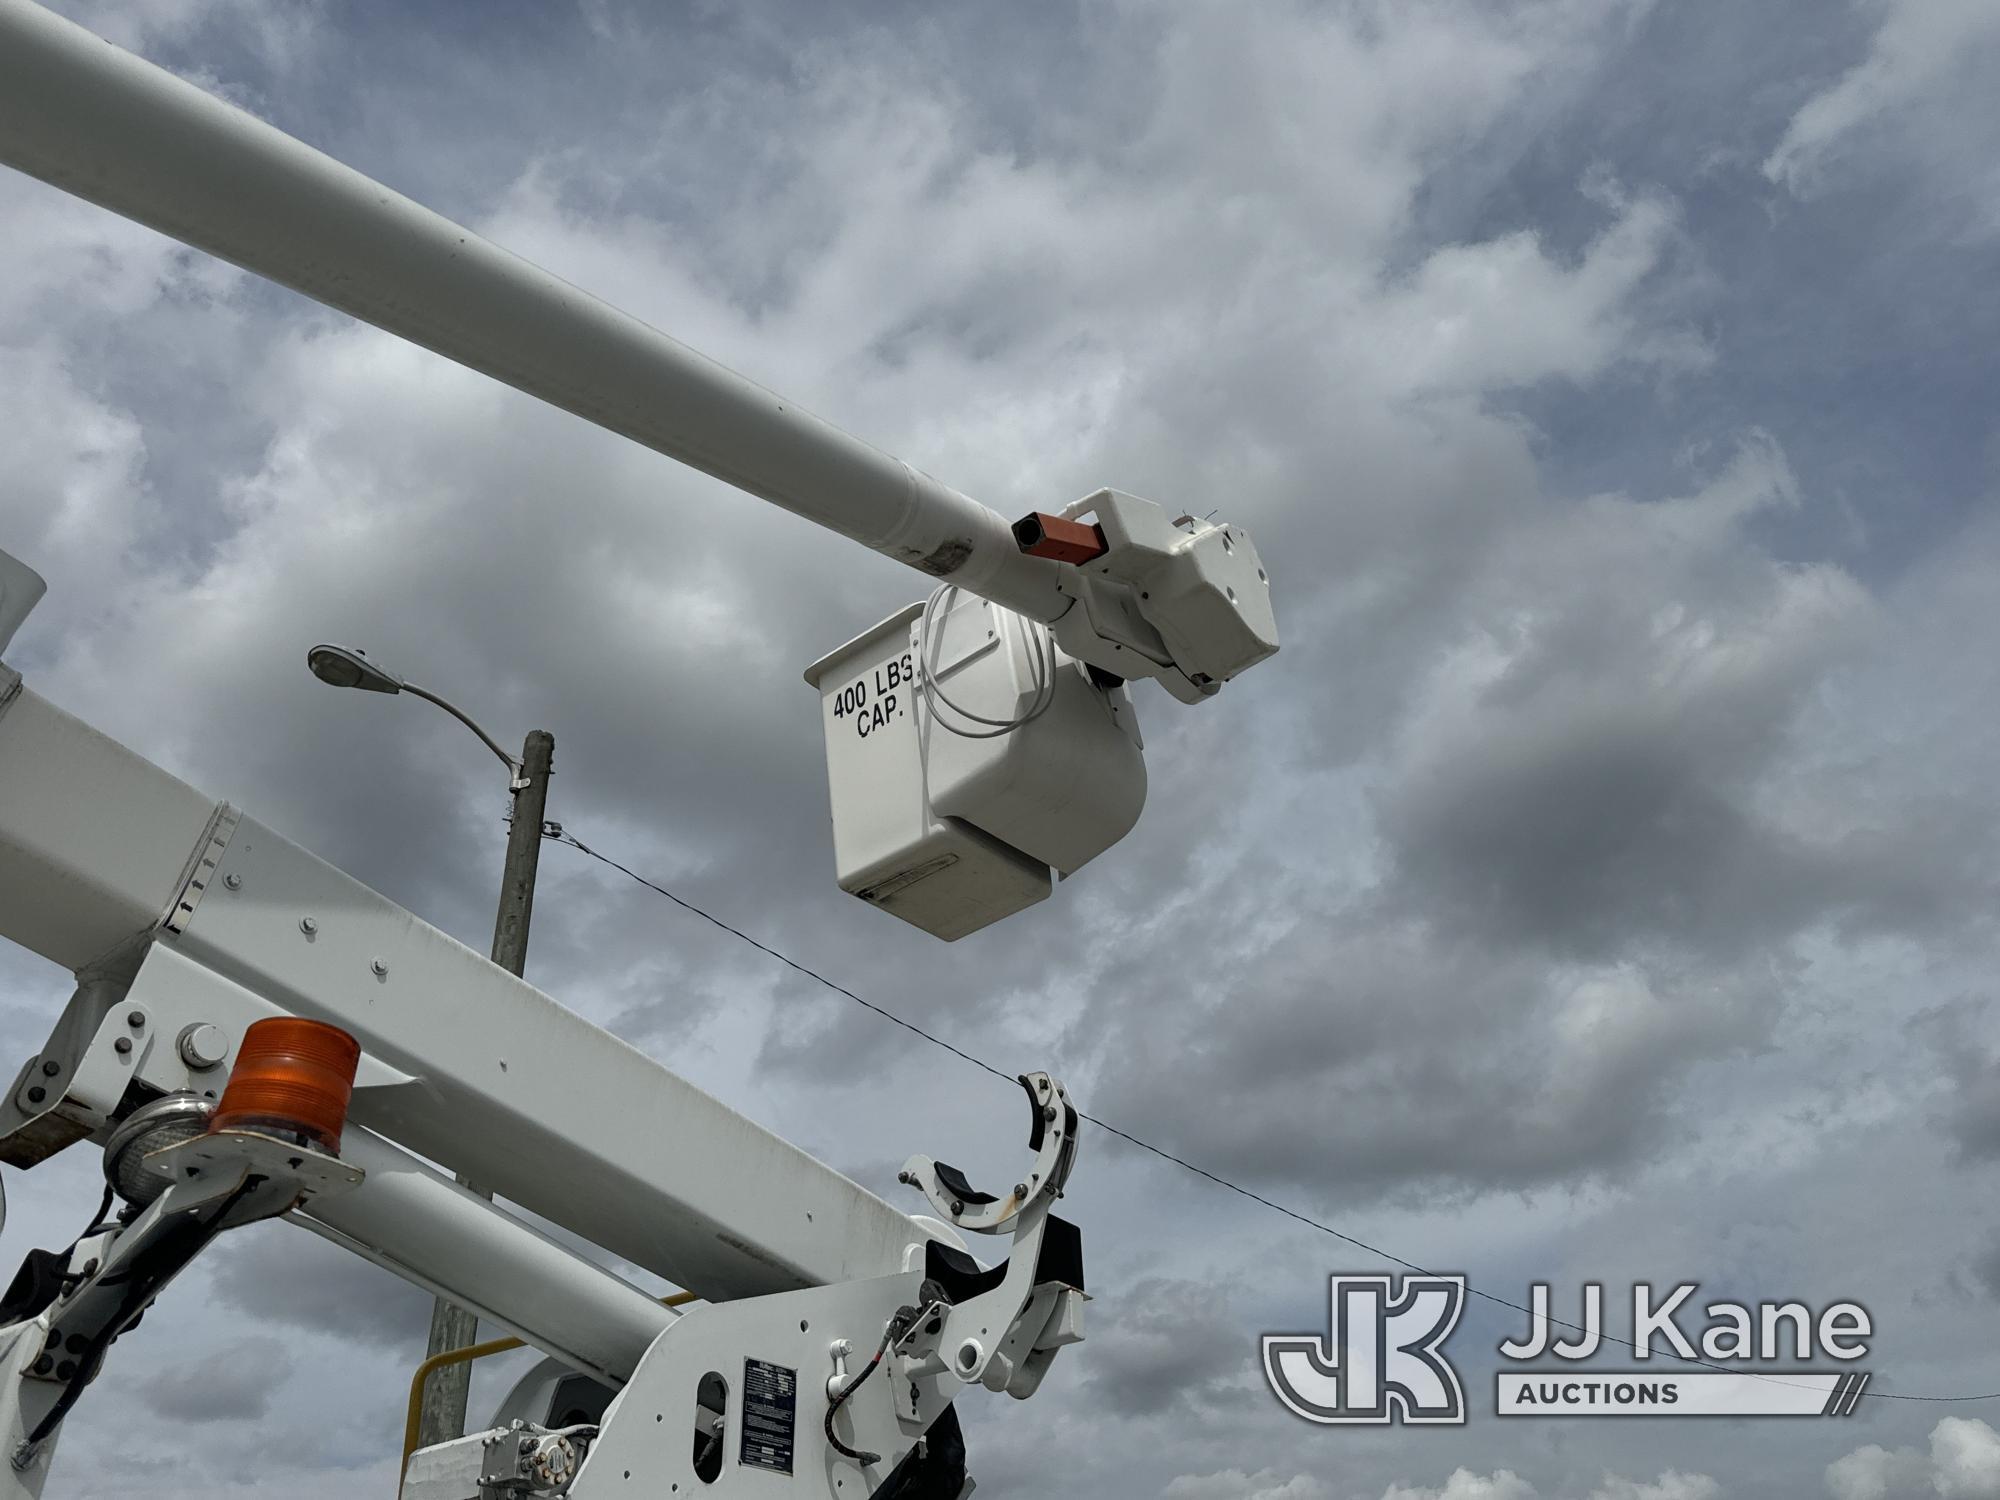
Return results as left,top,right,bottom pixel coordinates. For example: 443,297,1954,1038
223,873,242,890
25,1087,43,1105
38,1060,57,1077
53,1362,74,1381
113,1037,132,1056
949,1199,964,1215
299,916,317,935
370,958,389,977
177,1023,228,1070
126,1011,144,1030
1043,1105,1057,1122
897,1170,915,1185
1012,1183,1028,1199
63,1335,86,1355
30,1357,51,1376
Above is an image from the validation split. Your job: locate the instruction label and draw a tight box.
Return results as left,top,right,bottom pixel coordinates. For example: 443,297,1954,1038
739,1357,797,1475
829,650,914,741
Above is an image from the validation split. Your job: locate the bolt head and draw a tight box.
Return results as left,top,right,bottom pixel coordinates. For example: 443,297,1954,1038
370,958,389,977
223,872,242,891
299,916,317,935
177,1023,228,1070
126,1011,145,1030
113,1037,132,1055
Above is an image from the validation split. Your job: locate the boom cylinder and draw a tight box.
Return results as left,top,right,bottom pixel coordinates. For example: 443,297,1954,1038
298,1127,677,1387
0,0,1065,622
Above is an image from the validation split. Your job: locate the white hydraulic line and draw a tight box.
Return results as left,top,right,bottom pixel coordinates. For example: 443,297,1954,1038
0,0,1067,625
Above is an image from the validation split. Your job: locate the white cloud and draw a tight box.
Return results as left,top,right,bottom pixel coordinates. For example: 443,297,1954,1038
1932,1417,2000,1499
1764,0,2000,223
1166,1470,1335,1500
1384,1471,1541,1500
1379,1470,1716,1500
1361,188,1702,397
1826,1417,2000,1500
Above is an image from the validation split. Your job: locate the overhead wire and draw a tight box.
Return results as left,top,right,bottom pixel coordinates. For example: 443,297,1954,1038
550,828,2000,1405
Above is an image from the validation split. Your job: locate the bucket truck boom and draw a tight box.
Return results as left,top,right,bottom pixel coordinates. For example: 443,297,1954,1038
0,556,1085,1496
0,0,1279,937
0,0,1284,1487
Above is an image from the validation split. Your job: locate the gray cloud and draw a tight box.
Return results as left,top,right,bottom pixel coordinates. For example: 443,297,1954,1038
1911,1003,2000,1164
135,1336,291,1423
4,0,2000,1496
201,1221,432,1352
1077,1275,1257,1421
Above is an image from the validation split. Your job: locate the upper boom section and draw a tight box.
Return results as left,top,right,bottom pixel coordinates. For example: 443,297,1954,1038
0,0,1048,612
0,0,1276,701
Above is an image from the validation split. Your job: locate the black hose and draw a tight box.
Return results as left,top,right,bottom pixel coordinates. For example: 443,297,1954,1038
25,1177,256,1447
824,1323,897,1466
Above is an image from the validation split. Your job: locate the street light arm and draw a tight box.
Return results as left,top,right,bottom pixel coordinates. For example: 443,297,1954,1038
400,682,525,784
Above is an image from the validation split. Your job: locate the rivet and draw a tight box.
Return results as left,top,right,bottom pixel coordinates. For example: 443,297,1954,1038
114,1037,133,1056
25,1086,44,1104
126,1012,145,1030
39,1060,58,1077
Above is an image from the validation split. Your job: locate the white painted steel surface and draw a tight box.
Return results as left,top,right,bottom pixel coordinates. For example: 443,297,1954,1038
171,812,928,1300
0,687,217,974
296,1127,677,1386
804,604,1051,939
0,674,927,1300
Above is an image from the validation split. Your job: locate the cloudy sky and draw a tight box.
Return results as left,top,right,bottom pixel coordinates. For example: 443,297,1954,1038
3,0,2000,1495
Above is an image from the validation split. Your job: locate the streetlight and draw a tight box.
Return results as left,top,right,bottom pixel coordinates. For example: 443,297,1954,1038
305,642,554,1449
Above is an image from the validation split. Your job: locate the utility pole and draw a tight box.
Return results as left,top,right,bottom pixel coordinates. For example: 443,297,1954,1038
414,727,555,1450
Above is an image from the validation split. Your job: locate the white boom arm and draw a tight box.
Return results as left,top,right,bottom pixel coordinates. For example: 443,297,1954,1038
0,608,1087,1496
0,0,1276,703
0,2,1134,1485
0,679,920,1299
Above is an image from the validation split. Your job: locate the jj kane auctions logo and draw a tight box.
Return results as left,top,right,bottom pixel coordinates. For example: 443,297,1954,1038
1265,1277,1874,1424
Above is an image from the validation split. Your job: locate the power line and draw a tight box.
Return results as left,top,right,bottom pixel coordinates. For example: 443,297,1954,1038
551,829,2000,1405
